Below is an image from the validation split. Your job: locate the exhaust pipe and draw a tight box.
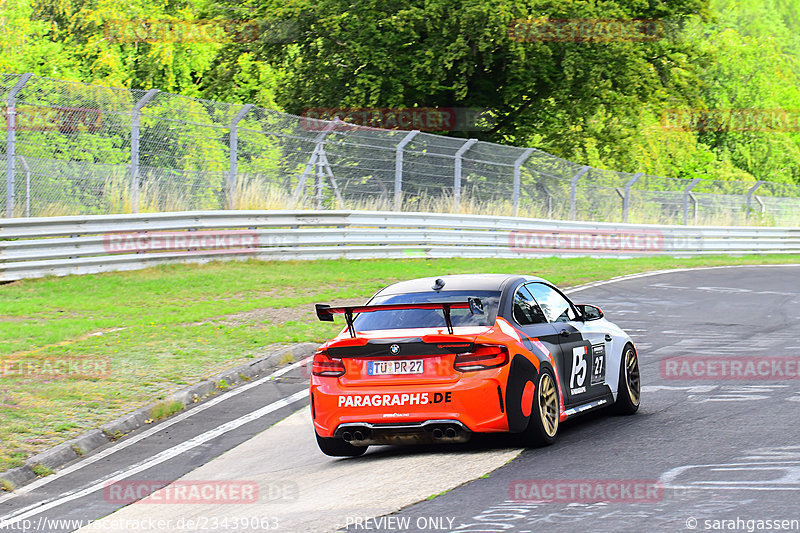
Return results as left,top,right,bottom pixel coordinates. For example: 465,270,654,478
336,420,470,445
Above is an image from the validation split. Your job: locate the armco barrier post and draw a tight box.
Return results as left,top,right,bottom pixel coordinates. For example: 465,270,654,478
746,181,764,221
228,104,253,210
453,139,477,211
568,166,590,220
394,130,419,210
622,173,642,223
683,178,701,225
512,148,535,217
5,73,32,218
130,89,159,214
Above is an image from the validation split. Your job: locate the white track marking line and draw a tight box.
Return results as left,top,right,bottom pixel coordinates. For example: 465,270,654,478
0,356,313,503
0,389,310,528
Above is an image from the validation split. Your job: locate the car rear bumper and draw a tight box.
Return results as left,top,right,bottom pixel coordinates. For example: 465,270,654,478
311,375,509,438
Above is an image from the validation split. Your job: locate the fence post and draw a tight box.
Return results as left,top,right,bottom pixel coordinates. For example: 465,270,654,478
746,180,764,221
754,195,766,217
130,89,159,214
18,156,30,217
454,138,477,211
394,130,419,211
540,184,553,218
622,173,642,223
512,148,535,217
228,104,253,210
292,120,337,206
683,178,701,225
5,73,32,218
568,166,590,220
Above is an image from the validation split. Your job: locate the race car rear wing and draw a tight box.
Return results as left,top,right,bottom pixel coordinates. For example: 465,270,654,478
315,298,484,337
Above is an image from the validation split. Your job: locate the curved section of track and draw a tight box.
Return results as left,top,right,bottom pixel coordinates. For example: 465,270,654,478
3,265,799,533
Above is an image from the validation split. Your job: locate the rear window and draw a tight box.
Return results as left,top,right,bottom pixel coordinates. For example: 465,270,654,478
353,290,501,331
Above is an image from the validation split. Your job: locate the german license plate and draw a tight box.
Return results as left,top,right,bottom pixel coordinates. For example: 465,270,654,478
367,360,423,375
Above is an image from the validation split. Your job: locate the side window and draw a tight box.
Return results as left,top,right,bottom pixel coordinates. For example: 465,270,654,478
512,286,548,325
526,283,577,323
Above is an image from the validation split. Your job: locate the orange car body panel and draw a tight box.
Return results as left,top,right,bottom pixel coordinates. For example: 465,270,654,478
311,319,566,438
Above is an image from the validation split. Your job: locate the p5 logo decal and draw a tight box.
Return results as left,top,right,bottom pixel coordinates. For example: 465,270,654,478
571,346,588,394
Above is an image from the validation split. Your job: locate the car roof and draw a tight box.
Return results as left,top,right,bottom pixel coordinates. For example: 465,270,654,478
377,274,548,296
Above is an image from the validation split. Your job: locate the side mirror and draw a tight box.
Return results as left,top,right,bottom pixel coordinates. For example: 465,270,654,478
577,304,604,321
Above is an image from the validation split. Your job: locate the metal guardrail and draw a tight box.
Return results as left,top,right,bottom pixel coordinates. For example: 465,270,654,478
2,210,800,281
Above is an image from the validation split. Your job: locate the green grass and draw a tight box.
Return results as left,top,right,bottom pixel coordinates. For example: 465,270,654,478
1,254,799,474
150,400,185,422
30,464,54,477
426,489,451,500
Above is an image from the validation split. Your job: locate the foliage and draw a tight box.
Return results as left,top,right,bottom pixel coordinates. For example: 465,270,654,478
3,0,800,188
1,0,223,94
685,0,800,184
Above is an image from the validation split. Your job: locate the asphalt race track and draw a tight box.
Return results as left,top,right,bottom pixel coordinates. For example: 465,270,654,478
2,265,800,533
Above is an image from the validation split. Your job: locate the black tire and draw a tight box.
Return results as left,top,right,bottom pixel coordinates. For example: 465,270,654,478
315,433,368,457
613,344,641,415
522,368,559,446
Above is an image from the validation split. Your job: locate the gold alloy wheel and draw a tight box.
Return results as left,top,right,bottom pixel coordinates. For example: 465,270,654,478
537,372,559,437
624,347,641,406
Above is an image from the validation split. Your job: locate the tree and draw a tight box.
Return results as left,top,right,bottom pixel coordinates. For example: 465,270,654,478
202,0,711,170
3,0,224,94
685,0,800,184
0,0,81,79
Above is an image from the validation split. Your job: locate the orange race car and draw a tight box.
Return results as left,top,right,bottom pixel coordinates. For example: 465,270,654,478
310,274,640,457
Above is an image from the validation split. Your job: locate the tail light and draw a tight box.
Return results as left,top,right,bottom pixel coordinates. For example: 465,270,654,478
454,344,509,372
312,350,345,377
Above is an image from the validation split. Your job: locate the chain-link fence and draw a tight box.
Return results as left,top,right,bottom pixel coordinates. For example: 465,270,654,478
3,72,800,224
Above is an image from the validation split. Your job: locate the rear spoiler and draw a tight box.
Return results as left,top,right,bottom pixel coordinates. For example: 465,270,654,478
315,298,484,337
